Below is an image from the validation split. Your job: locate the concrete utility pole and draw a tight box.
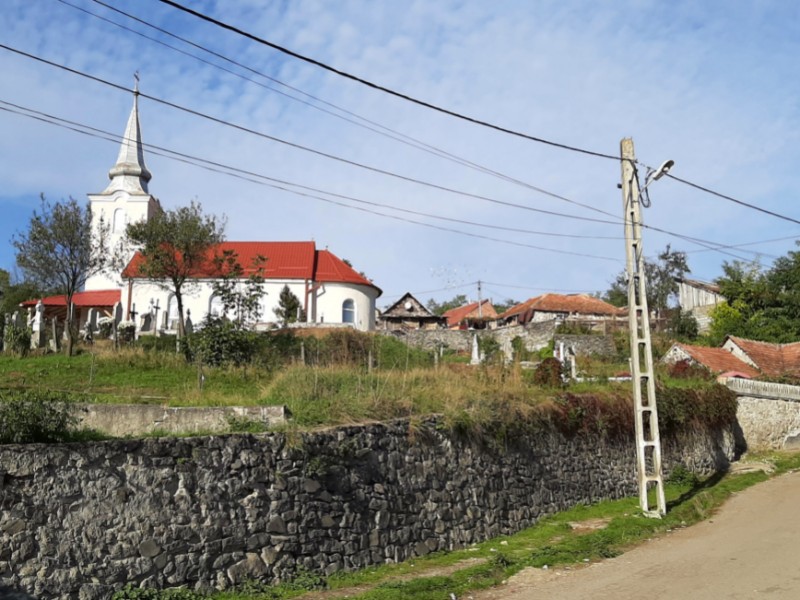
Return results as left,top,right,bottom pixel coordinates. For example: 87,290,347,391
620,138,666,517
477,280,483,318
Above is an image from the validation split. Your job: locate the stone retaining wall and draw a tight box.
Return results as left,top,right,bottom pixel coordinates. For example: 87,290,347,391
0,419,735,599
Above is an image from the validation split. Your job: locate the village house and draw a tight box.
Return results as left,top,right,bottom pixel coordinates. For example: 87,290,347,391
377,293,445,331
21,90,381,335
663,335,800,379
499,293,624,330
675,277,724,333
442,299,497,330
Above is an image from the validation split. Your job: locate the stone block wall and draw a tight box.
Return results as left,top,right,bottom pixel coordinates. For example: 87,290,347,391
553,334,617,358
0,419,735,599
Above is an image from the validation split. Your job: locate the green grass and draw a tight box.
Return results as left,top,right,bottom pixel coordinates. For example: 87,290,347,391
0,350,267,406
203,452,800,600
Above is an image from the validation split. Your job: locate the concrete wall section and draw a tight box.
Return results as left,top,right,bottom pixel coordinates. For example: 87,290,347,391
0,419,734,599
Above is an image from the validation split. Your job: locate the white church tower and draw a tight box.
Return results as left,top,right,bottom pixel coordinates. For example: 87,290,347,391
85,82,161,291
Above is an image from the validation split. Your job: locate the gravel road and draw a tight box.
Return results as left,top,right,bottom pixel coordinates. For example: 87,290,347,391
472,470,800,600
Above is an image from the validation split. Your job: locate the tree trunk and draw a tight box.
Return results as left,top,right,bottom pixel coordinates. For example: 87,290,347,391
65,300,75,357
175,290,186,353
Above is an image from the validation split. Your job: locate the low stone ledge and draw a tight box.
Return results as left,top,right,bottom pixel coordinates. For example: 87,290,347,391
77,404,289,437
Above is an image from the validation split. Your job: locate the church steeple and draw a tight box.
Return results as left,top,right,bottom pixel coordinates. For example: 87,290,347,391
103,78,152,195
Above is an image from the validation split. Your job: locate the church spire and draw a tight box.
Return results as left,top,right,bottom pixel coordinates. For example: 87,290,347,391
103,74,152,195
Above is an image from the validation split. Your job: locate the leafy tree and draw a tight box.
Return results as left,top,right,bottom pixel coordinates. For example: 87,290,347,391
604,244,690,316
709,250,800,343
426,294,468,316
210,250,267,327
124,201,225,340
274,285,304,326
13,196,109,356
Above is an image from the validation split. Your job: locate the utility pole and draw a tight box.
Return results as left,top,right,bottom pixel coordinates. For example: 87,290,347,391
620,138,666,517
477,280,483,318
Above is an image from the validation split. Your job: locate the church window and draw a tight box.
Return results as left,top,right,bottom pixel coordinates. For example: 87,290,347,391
113,208,126,233
166,295,180,331
342,299,355,324
208,295,224,318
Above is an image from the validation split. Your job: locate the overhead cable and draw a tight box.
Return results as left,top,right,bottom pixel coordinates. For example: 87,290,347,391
156,0,621,161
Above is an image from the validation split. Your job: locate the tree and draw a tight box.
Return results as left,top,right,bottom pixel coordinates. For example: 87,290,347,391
491,297,520,315
604,244,690,316
274,285,304,326
124,201,224,340
13,196,109,356
426,294,468,316
210,250,267,327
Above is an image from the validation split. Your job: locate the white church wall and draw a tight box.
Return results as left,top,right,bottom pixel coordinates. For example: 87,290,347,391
125,278,378,333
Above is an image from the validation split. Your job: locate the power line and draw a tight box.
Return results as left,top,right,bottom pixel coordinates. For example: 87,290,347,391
1,43,781,262
156,0,622,161
64,0,621,222
0,100,622,263
0,42,624,229
665,172,800,227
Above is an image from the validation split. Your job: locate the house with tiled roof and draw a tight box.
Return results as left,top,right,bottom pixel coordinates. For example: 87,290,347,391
22,90,381,335
662,343,760,379
442,300,497,329
663,336,800,379
722,336,800,378
499,293,624,328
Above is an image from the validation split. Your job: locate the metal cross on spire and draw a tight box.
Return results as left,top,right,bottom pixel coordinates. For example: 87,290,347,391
134,70,140,94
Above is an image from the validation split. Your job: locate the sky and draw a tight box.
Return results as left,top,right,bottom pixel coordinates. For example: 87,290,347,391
2,0,799,309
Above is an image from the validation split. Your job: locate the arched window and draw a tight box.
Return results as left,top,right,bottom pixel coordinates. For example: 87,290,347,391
166,295,180,331
342,299,355,324
113,208,126,233
208,295,224,319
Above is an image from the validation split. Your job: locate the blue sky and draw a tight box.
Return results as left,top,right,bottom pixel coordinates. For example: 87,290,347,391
2,0,799,308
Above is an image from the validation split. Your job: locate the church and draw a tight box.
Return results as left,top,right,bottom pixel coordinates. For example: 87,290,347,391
25,90,382,335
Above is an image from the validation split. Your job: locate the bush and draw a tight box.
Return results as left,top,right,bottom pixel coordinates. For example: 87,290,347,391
0,389,78,444
4,324,31,356
188,317,261,367
533,357,564,387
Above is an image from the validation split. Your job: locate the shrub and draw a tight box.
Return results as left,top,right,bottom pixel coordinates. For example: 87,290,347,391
97,317,114,339
117,321,136,344
188,316,260,367
533,357,564,387
0,389,78,444
112,584,206,600
668,359,711,380
4,324,31,357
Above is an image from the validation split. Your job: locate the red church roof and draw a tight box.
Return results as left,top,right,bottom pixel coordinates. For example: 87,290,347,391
122,241,380,293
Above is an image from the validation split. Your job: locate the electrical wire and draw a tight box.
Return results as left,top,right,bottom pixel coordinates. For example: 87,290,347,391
156,0,621,162
65,0,625,222
0,42,625,229
1,43,785,262
0,100,623,263
665,173,800,227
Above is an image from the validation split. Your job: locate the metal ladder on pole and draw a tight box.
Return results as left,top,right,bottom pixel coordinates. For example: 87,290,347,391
620,138,666,517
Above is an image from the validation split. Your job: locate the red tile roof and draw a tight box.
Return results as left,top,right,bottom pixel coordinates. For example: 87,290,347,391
442,300,497,327
726,336,800,377
122,241,380,293
674,343,761,378
20,289,121,308
502,293,623,319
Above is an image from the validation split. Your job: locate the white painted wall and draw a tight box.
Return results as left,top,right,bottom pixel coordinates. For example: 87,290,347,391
123,277,379,332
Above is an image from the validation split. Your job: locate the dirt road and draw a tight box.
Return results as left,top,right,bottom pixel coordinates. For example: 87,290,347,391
474,470,800,600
